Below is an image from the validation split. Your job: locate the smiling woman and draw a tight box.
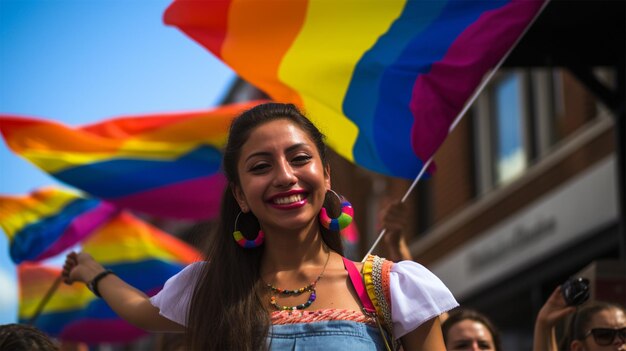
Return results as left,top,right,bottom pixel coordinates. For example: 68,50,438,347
61,102,458,350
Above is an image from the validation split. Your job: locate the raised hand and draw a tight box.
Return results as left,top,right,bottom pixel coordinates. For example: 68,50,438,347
62,251,106,285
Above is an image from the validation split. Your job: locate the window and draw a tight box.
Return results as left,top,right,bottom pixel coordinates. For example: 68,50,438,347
473,70,532,194
492,73,528,184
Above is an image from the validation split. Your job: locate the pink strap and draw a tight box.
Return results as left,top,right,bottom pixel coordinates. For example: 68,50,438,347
342,257,376,314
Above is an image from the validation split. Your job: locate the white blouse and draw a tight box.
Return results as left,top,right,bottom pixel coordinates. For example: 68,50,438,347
150,259,458,338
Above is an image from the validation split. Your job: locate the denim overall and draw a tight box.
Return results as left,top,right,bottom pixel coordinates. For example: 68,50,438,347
266,257,389,350
268,320,386,350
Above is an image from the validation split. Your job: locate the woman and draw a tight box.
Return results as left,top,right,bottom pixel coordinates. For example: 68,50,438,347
63,102,458,350
442,309,502,351
534,287,625,351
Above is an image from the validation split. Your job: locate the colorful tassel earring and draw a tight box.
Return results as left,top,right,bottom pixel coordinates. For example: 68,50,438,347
319,190,353,231
232,211,264,248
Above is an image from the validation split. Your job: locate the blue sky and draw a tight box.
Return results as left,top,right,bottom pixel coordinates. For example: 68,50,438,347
0,0,234,323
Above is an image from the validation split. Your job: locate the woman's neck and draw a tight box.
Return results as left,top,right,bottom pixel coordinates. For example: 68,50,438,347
260,225,329,274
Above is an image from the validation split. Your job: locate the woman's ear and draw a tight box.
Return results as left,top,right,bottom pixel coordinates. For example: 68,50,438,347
231,184,249,213
570,340,584,351
324,164,331,190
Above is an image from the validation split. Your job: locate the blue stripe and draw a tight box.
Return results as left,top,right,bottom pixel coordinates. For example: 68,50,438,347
344,0,447,178
53,145,222,198
106,259,185,293
10,198,101,263
372,0,509,177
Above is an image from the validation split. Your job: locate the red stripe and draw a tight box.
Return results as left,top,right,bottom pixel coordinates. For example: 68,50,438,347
163,0,232,59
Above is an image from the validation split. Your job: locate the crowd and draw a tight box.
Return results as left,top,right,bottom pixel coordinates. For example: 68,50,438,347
3,103,624,350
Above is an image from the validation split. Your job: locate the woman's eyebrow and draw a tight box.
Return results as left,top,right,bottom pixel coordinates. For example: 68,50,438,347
244,143,308,162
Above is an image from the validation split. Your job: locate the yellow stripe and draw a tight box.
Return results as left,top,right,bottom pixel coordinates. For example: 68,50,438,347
0,189,78,240
20,285,94,317
86,239,176,264
18,264,95,316
20,140,211,173
82,214,177,264
278,0,405,162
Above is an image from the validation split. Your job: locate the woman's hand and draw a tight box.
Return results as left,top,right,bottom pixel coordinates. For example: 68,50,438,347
533,286,576,351
62,251,106,285
380,201,412,261
536,286,576,328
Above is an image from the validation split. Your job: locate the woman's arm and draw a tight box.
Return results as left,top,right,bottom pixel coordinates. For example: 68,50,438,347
532,286,575,351
62,251,184,332
400,316,446,351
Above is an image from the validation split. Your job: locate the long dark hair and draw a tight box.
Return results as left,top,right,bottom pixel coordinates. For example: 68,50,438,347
185,102,344,350
442,309,503,351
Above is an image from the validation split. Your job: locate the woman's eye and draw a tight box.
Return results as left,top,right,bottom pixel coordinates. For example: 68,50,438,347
292,155,312,164
249,163,270,172
452,341,471,349
478,342,492,350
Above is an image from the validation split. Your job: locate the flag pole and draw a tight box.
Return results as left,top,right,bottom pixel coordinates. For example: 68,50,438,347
27,275,63,325
361,0,550,263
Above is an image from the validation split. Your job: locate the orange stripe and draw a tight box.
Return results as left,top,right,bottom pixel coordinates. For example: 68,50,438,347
222,0,306,105
81,101,260,139
2,118,122,153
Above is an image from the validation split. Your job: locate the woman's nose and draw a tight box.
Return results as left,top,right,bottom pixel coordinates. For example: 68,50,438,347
274,160,297,186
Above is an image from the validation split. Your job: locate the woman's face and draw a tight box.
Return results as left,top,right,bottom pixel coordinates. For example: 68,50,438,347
233,119,329,234
572,308,626,351
446,319,497,351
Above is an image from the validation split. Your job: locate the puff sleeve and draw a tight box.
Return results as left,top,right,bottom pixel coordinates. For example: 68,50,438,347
389,260,458,338
150,261,205,326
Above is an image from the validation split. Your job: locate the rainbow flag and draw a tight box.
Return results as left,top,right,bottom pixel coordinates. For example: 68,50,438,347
0,101,261,220
0,187,119,263
18,211,202,345
164,0,545,179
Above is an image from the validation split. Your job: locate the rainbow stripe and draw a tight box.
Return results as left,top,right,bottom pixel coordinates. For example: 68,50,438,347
18,211,202,344
164,0,545,178
0,101,262,219
0,187,119,263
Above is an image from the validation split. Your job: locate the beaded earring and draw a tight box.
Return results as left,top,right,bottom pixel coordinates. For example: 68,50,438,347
232,211,264,248
319,189,354,231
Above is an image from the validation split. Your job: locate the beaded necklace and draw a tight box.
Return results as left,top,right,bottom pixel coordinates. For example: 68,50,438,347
266,251,331,311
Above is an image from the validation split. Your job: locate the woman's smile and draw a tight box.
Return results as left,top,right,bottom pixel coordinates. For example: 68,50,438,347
269,190,309,209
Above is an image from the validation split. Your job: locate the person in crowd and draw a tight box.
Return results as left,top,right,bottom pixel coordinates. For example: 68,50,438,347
441,309,502,351
379,200,413,262
0,323,59,351
62,102,458,350
533,286,625,351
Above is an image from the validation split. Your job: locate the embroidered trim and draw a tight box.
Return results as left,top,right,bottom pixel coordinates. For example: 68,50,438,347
270,308,376,326
372,256,393,336
363,255,395,343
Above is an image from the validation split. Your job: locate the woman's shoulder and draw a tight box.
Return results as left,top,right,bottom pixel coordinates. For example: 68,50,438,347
360,255,458,338
387,257,459,338
149,261,206,326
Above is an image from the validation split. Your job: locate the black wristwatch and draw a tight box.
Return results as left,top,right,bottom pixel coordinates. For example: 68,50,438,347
87,269,115,298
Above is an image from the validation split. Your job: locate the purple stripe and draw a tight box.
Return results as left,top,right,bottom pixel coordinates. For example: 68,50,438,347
111,173,227,219
410,0,545,160
35,202,119,261
60,319,147,345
